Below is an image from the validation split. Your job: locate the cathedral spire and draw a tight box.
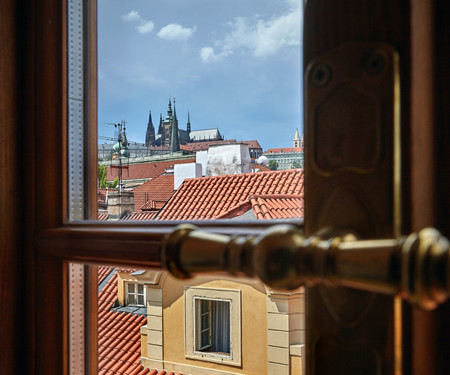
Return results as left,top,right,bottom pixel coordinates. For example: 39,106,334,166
158,113,163,134
145,110,155,147
167,97,173,118
170,98,180,153
186,110,191,133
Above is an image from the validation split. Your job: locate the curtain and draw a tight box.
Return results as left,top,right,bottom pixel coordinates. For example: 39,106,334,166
212,300,230,353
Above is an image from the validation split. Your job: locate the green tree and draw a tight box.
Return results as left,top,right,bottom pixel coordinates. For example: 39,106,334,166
268,160,278,170
98,164,118,188
291,160,303,169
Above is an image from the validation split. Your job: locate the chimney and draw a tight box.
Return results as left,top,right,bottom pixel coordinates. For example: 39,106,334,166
174,163,202,190
206,143,251,176
107,191,134,220
195,151,208,176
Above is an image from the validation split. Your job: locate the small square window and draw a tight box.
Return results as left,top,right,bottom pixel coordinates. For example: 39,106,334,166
126,282,146,306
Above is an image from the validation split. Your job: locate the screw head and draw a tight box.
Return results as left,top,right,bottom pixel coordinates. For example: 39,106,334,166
311,62,332,88
364,51,385,76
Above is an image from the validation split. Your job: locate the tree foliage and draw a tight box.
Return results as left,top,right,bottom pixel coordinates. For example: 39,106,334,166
268,160,278,170
291,160,303,169
98,164,118,188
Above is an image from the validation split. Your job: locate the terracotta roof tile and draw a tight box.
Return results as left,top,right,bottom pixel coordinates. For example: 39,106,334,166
121,211,159,221
98,213,110,221
132,174,174,212
107,158,195,181
98,268,184,375
158,169,304,221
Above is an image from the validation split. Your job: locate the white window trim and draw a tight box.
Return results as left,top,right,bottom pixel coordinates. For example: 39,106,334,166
185,287,241,367
193,296,232,355
125,282,146,306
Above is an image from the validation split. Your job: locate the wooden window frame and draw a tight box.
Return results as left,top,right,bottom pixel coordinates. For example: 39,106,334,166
30,2,293,375
6,0,447,374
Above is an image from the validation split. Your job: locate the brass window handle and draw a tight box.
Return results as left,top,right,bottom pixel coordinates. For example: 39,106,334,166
162,225,449,310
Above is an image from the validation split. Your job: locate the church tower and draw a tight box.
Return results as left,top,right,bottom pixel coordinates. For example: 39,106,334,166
170,98,180,152
293,128,301,147
186,110,191,133
145,111,155,147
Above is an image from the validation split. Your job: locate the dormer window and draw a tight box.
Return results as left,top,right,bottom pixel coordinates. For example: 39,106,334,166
126,282,145,306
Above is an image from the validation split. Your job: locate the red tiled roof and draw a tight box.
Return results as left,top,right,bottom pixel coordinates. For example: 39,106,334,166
157,169,304,221
132,174,174,212
98,269,183,375
242,140,263,149
265,147,304,154
98,270,148,375
184,139,237,152
98,213,110,221
249,194,304,219
98,266,112,285
107,158,195,181
121,211,159,220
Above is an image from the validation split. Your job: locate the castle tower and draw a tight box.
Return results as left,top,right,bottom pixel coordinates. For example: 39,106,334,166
293,128,301,148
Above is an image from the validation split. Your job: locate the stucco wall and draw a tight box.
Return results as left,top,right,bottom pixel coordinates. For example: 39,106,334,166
161,275,268,375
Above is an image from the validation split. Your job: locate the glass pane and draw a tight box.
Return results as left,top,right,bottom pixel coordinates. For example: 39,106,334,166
128,295,136,305
127,283,135,293
97,0,303,223
95,0,304,374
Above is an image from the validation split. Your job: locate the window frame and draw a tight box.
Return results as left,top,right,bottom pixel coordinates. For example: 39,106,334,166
27,1,449,375
32,2,298,374
193,297,232,354
126,282,146,307
185,287,241,366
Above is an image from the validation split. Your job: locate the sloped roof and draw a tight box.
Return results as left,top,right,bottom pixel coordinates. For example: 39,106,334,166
157,169,304,221
98,270,148,375
98,268,183,375
189,128,222,141
121,211,159,220
264,147,304,154
132,174,174,212
185,139,237,152
107,158,195,181
98,213,110,221
242,140,263,149
249,194,304,219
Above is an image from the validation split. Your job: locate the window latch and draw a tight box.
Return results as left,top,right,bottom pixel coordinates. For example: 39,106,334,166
162,224,449,310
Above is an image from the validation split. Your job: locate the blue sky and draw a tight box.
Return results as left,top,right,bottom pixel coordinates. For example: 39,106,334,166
98,0,303,150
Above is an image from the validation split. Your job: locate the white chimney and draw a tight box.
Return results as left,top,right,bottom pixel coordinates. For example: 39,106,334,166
196,150,208,176
174,163,202,190
206,143,251,176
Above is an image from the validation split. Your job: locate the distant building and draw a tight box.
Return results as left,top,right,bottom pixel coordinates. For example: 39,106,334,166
263,147,304,170
145,98,224,154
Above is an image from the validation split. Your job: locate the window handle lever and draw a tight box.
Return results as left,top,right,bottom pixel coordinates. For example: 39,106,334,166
162,224,449,310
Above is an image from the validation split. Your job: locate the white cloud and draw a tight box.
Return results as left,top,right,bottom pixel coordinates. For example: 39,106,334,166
121,10,141,22
200,1,301,63
122,10,154,34
137,21,155,34
200,47,223,63
157,23,196,42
